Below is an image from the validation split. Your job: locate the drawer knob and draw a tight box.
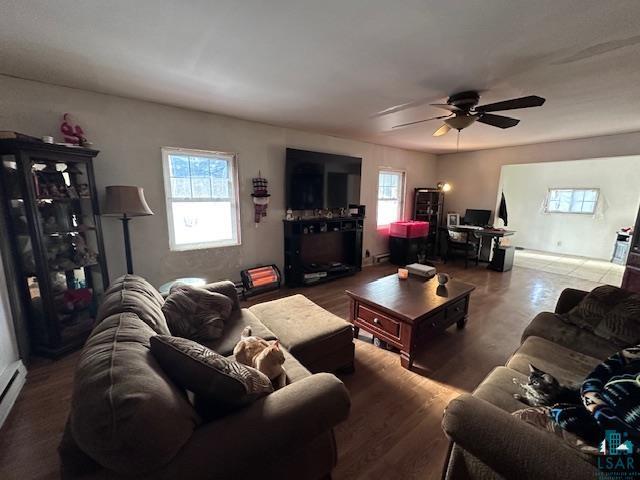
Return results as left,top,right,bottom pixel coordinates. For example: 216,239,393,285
373,317,380,325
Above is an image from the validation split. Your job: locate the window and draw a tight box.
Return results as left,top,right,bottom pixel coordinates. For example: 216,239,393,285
162,147,241,251
377,170,405,227
546,188,599,214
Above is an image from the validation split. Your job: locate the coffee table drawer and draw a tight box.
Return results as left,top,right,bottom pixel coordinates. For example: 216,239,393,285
446,297,467,321
357,304,400,338
417,309,448,336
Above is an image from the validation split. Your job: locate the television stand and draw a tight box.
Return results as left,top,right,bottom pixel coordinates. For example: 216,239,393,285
283,217,364,287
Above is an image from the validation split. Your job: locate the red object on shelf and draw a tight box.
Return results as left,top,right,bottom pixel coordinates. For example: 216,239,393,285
389,221,429,238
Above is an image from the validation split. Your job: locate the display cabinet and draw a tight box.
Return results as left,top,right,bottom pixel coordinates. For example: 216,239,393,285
412,188,444,257
0,139,108,357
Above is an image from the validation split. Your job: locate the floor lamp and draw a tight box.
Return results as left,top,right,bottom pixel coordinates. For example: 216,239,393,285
103,185,153,274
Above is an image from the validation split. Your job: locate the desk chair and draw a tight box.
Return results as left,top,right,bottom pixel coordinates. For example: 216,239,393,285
444,229,481,268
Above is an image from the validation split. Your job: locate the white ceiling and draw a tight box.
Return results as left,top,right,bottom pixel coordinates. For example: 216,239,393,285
2,0,640,153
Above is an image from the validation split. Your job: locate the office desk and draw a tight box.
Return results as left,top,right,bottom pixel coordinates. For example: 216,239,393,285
441,226,516,267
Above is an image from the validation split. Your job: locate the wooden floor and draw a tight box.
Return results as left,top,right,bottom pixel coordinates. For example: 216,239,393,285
0,262,604,480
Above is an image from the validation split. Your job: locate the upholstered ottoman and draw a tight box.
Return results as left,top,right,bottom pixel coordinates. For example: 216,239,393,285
249,294,355,374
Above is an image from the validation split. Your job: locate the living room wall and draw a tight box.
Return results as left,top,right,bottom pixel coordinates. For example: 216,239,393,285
436,131,640,221
0,75,437,287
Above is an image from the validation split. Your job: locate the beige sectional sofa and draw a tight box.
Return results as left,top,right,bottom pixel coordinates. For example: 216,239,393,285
441,288,620,480
59,275,354,480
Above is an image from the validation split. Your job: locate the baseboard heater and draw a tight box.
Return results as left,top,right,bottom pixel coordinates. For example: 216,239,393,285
0,360,27,428
0,369,19,406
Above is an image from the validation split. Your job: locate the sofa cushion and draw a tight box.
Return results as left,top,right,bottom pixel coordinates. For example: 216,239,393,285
70,313,200,476
506,336,601,385
564,285,640,347
150,335,273,417
97,274,170,335
249,294,354,371
473,366,529,413
162,284,233,341
204,308,277,356
522,312,619,360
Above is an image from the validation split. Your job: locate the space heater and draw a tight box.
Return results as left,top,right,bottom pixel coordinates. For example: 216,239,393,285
240,265,281,297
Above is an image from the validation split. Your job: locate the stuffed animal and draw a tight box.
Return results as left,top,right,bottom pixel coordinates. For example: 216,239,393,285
233,326,285,387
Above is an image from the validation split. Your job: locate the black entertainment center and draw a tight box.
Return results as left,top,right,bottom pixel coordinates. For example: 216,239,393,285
283,148,364,287
283,216,363,287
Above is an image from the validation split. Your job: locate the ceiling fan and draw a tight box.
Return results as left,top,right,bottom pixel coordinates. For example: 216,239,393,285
390,91,546,136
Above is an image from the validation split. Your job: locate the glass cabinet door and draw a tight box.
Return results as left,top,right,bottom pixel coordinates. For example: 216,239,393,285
31,158,106,349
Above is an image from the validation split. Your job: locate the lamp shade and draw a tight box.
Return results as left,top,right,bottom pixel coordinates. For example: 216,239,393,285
103,185,153,217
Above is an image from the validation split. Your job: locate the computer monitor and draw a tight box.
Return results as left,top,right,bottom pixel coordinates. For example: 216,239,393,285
463,209,491,226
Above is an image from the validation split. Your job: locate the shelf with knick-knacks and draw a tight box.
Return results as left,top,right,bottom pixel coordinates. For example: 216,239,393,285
0,139,109,358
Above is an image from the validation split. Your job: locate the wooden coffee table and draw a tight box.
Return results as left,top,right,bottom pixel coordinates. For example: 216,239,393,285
345,274,475,369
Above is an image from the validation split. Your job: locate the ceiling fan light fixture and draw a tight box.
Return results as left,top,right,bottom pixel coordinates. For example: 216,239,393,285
444,115,478,130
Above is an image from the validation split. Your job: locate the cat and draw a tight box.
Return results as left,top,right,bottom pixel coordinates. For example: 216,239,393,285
233,326,286,388
513,364,580,406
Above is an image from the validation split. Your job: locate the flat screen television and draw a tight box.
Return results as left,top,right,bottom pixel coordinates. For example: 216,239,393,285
285,148,361,210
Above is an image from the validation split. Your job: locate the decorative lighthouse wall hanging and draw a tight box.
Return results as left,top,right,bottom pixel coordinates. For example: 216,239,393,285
251,172,270,224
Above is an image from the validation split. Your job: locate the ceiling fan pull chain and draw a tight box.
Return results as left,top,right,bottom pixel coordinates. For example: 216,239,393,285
457,130,460,152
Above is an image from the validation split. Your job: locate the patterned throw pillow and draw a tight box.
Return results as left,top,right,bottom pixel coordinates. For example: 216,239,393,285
564,285,640,347
162,284,233,342
150,336,273,415
512,406,599,456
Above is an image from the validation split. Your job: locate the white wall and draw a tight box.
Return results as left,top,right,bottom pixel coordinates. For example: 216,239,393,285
436,131,640,220
0,75,436,287
499,157,640,259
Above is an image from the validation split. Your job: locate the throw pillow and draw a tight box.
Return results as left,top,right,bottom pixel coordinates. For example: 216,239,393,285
162,283,233,342
150,335,273,415
564,285,640,347
512,406,599,456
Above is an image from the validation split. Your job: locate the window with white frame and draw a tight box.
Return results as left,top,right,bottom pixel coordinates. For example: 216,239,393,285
377,170,405,227
162,147,241,251
546,188,599,214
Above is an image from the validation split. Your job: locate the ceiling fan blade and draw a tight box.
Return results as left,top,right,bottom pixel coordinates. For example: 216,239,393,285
476,95,546,112
430,103,463,112
392,115,451,129
371,96,436,117
433,124,451,137
477,113,520,129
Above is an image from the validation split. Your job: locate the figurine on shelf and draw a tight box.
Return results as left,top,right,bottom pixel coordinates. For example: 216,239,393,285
67,185,79,199
285,209,294,221
60,288,93,313
60,113,89,146
58,257,77,270
50,272,67,295
77,183,90,197
73,235,97,265
48,184,61,198
43,216,59,233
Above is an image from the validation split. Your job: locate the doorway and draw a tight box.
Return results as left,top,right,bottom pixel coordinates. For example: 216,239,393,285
496,156,640,285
